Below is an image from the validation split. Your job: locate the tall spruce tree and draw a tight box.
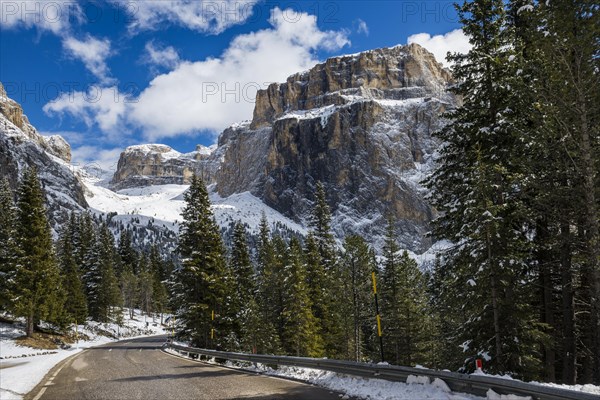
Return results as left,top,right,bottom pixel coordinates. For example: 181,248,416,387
532,0,600,383
12,168,63,336
0,178,18,312
425,0,544,377
270,234,288,343
281,237,324,357
229,221,261,352
84,224,121,322
340,235,377,362
382,249,431,367
173,175,228,347
149,245,168,322
254,214,282,353
381,220,433,366
308,181,344,357
57,213,88,324
118,230,138,276
118,229,140,319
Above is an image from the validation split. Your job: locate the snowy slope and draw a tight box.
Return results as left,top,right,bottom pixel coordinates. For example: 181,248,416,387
80,171,306,237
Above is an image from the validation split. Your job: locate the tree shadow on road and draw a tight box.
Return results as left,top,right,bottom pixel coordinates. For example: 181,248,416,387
111,369,238,382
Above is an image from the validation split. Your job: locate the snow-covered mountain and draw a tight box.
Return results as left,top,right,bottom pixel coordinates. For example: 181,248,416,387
0,82,87,232
110,43,456,252
1,43,455,255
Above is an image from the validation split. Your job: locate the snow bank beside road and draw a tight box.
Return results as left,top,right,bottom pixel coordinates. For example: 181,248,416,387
0,310,167,400
243,364,482,400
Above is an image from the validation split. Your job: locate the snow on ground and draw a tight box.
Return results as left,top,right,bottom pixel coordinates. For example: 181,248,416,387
202,359,482,400
81,171,305,236
535,382,600,396
471,370,600,398
0,309,167,400
166,346,481,400
244,364,483,400
210,190,306,236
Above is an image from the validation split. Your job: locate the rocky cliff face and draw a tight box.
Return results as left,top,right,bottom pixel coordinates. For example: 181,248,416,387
0,82,87,229
110,144,218,190
111,43,455,251
0,82,72,163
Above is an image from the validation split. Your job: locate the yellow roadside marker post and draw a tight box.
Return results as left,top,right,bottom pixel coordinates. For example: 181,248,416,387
211,310,215,342
372,272,384,363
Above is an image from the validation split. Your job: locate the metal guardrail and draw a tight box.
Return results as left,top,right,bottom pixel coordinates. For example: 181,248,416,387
164,343,595,400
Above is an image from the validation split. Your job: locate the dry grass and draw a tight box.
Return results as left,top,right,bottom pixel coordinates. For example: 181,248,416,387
15,333,61,349
14,331,90,350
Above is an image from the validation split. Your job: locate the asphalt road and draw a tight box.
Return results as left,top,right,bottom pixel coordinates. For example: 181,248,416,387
26,335,345,400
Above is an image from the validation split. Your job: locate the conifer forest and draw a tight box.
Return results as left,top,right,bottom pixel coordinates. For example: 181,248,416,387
0,0,598,389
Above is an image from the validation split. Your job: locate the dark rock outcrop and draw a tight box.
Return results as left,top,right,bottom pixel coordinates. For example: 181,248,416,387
0,83,87,229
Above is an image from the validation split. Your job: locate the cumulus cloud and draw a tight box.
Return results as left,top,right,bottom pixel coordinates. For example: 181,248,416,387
357,19,369,36
43,86,129,138
407,29,471,67
0,1,114,85
111,0,259,34
143,41,181,70
63,35,114,83
129,7,349,139
0,0,83,34
44,7,350,141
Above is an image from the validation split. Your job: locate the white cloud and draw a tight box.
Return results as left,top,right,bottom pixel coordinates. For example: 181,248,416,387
111,0,259,34
129,7,350,139
43,86,128,138
63,35,114,83
71,145,123,172
144,41,181,70
0,0,83,34
43,7,350,141
357,19,369,36
0,1,114,84
407,29,471,67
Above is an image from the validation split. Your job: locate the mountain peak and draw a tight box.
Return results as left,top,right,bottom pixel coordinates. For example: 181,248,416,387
250,43,451,128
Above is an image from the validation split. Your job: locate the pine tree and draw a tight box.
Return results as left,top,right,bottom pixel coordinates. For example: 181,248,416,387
118,229,138,276
425,0,545,376
173,175,229,347
138,267,154,317
75,212,95,270
12,168,63,336
57,213,88,324
120,269,138,320
308,181,344,358
84,224,122,322
117,229,140,319
382,249,432,367
228,221,260,352
531,0,600,383
149,245,168,323
304,233,327,327
0,178,18,312
270,234,288,343
380,220,435,366
254,214,282,353
340,235,377,362
281,237,324,357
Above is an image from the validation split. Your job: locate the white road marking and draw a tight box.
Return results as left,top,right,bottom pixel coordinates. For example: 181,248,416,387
32,387,47,400
33,348,84,399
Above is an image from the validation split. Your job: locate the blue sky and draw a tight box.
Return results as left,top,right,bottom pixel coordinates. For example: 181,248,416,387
0,0,468,170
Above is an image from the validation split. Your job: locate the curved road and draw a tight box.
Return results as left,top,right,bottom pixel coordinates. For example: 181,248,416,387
26,335,345,400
